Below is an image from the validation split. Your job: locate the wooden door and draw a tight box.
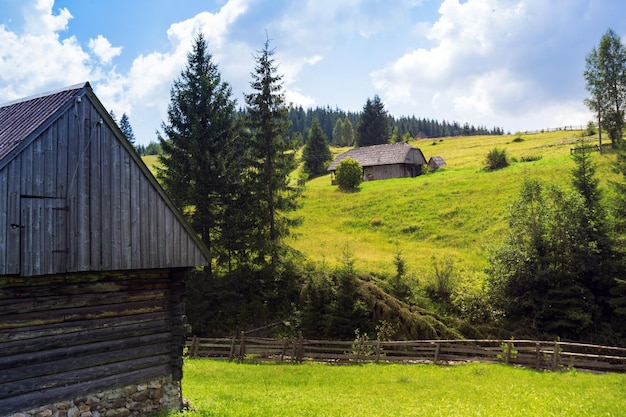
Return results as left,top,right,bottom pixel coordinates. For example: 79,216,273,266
20,197,68,276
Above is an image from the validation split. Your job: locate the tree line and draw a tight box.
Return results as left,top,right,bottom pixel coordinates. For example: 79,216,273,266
288,103,504,148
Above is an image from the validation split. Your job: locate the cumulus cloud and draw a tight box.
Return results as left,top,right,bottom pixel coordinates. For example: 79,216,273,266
371,0,593,130
88,35,122,65
0,0,91,100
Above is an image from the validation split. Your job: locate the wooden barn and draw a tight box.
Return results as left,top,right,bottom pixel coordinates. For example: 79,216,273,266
0,83,210,417
327,142,427,182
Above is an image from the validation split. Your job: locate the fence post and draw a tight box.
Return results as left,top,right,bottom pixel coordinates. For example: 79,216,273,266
189,335,198,358
229,334,237,361
551,341,560,371
375,340,381,363
534,342,542,370
239,331,246,362
434,342,441,364
297,331,304,363
281,340,288,362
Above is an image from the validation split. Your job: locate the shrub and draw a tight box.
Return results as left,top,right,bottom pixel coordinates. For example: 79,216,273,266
336,157,362,191
485,147,509,170
586,121,597,136
520,154,542,162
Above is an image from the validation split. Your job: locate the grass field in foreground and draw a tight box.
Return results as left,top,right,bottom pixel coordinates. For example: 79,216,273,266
166,359,626,417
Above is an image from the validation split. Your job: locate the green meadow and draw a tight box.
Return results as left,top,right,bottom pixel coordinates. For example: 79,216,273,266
165,359,626,417
286,130,617,278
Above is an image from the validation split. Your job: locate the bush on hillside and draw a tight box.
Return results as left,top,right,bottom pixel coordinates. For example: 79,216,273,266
336,157,362,191
485,147,509,170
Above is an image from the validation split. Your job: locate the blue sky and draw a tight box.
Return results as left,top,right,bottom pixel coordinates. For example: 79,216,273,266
0,0,624,145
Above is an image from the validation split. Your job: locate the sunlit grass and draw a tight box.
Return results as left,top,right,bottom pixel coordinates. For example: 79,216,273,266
164,359,626,417
287,130,616,277
141,130,616,278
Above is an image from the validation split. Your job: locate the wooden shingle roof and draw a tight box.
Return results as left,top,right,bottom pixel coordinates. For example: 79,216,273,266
0,83,84,164
428,155,446,169
328,142,426,171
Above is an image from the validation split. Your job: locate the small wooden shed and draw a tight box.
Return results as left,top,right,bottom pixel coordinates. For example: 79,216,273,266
428,155,446,170
327,142,426,182
0,83,210,416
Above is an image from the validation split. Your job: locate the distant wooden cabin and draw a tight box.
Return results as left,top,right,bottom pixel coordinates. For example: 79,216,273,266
0,83,210,417
327,142,427,182
428,155,446,170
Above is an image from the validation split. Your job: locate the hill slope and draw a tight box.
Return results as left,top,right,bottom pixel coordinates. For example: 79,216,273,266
287,129,616,279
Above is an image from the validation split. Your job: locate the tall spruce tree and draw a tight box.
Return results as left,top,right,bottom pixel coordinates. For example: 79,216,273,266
157,33,239,276
356,95,390,147
244,38,301,266
302,118,332,177
119,113,136,145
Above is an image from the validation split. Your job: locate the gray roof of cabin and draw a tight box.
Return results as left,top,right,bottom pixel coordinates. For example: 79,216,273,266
328,142,426,171
0,83,85,162
428,155,446,167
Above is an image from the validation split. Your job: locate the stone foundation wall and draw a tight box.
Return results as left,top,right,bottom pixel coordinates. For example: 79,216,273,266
6,377,181,417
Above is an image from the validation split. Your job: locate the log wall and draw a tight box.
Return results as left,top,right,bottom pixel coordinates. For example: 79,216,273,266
0,268,188,416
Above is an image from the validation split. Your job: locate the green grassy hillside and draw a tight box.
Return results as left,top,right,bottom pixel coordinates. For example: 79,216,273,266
286,130,617,279
142,129,616,280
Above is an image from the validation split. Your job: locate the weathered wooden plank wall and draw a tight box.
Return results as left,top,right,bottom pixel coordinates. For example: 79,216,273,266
0,268,187,416
0,92,207,277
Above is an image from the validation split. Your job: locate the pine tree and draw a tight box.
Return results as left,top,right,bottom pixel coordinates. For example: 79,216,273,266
356,95,390,147
157,33,239,277
119,113,136,145
244,38,301,266
571,139,616,326
302,118,332,177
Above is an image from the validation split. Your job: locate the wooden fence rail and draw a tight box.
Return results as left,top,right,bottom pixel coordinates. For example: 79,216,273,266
186,334,626,373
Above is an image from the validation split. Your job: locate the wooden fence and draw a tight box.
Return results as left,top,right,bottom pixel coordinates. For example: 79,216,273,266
186,334,626,373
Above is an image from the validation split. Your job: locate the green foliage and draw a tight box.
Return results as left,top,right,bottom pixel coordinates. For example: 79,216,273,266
118,112,135,145
157,33,240,275
424,253,460,309
336,157,362,191
331,117,355,146
586,121,597,136
486,176,615,341
497,339,518,362
519,154,542,162
485,147,509,170
186,252,305,337
584,28,626,146
302,118,332,177
356,95,390,147
243,38,302,266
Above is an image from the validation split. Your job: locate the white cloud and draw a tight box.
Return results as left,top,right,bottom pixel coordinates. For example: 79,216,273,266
101,0,250,135
88,35,122,65
0,0,91,101
27,0,72,35
371,0,593,130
